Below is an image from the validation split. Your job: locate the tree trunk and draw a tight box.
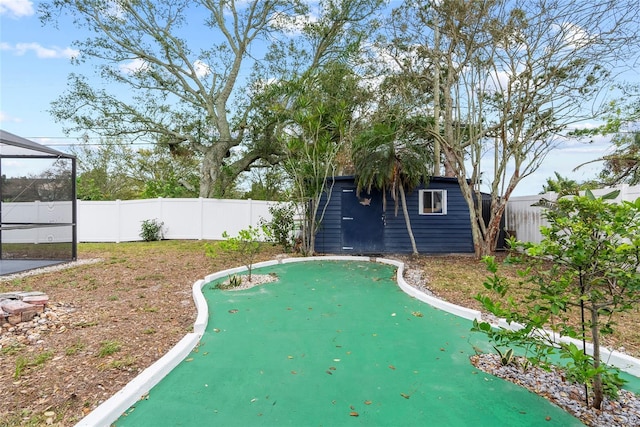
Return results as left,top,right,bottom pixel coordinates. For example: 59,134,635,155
456,178,485,258
480,201,507,254
307,199,317,256
591,307,604,409
199,151,217,198
399,185,419,255
198,144,238,198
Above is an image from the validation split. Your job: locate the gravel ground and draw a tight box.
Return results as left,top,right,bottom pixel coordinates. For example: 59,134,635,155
472,354,640,427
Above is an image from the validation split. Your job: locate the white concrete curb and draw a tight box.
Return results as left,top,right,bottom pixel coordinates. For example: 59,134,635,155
76,255,640,426
74,333,201,427
494,319,640,378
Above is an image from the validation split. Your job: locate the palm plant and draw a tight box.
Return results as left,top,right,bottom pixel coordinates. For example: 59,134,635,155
352,120,432,255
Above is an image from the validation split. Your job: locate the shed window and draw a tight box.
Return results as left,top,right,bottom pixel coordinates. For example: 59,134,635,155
419,189,447,215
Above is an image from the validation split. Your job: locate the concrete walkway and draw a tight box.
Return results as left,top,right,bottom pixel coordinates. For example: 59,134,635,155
113,260,584,426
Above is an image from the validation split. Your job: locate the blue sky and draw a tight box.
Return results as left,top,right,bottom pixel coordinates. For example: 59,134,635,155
0,0,636,196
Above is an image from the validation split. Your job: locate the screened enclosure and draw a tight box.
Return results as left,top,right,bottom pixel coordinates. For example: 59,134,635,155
0,130,77,275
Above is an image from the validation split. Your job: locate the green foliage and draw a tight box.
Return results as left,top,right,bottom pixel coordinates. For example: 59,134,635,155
72,139,141,201
599,131,640,185
72,140,201,201
260,203,297,252
14,351,54,379
242,168,289,201
98,340,122,357
207,225,270,281
14,356,28,379
351,118,432,255
215,274,243,290
473,194,640,408
1,343,23,356
140,219,165,242
560,342,625,400
43,0,382,198
65,340,86,356
541,172,598,197
573,86,640,186
494,346,515,367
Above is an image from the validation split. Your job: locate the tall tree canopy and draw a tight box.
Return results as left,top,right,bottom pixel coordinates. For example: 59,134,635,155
352,117,433,255
382,0,640,257
575,86,640,185
267,61,371,254
41,0,384,197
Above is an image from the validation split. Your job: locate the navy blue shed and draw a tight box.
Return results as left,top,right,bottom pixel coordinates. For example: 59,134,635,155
314,176,478,255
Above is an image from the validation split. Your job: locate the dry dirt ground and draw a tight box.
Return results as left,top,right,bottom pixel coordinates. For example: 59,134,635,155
1,242,639,426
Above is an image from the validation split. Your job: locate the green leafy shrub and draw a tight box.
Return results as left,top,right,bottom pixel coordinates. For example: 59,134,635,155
473,191,640,409
140,218,165,241
206,225,271,282
260,203,297,252
214,274,243,290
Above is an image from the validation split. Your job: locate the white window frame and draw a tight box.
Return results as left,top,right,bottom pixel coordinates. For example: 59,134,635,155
418,189,447,215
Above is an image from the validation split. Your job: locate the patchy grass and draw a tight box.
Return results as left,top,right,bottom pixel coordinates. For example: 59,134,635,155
2,240,638,426
97,340,122,358
420,254,640,357
14,351,54,379
99,356,137,371
65,340,86,356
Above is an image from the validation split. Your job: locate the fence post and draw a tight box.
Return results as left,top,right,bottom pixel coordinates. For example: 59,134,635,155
619,184,629,202
116,199,121,243
199,197,204,240
158,197,164,237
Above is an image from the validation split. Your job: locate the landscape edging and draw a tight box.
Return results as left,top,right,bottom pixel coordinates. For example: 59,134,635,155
76,255,640,426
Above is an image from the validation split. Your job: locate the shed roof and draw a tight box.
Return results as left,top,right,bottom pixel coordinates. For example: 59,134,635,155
332,175,469,185
0,129,75,158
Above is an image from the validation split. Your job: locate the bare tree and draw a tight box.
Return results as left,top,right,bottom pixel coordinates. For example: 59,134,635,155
41,0,382,197
384,0,640,256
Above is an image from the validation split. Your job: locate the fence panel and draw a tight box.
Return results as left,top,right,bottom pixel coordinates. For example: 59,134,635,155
76,198,276,243
506,184,640,244
77,200,122,242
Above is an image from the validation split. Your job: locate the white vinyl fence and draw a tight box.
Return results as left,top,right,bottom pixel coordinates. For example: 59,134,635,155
506,184,640,244
8,184,639,246
1,198,277,244
78,198,275,242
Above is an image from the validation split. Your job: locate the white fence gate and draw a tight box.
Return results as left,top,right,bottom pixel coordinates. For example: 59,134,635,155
506,184,640,244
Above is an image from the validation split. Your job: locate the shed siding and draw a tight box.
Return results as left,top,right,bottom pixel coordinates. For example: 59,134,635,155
314,177,474,254
383,181,473,254
314,182,344,253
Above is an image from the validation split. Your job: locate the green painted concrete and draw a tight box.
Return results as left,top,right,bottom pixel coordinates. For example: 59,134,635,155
115,261,585,426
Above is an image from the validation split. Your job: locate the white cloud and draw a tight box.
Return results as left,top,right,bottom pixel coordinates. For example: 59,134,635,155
552,22,592,49
1,42,79,59
0,111,22,123
270,11,316,36
119,58,149,75
193,60,211,78
0,0,34,18
103,0,125,20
